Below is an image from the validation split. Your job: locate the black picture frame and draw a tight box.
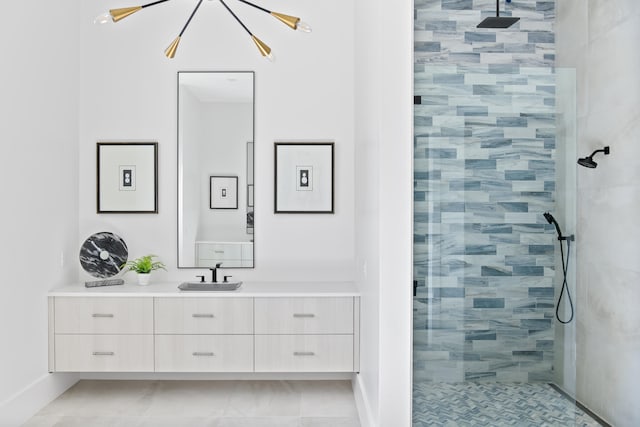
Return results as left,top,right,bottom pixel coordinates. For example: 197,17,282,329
96,142,158,214
210,176,239,209
274,142,334,214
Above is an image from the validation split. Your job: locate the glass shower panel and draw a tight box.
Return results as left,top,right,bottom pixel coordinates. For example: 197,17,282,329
414,63,562,383
413,65,584,426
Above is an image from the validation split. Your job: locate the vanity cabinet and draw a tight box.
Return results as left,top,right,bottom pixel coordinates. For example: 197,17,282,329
254,297,356,372
154,297,254,372
49,283,360,374
53,297,154,372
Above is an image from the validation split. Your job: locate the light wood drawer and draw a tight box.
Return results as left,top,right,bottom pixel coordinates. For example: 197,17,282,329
254,297,354,334
54,334,154,372
255,335,354,372
154,298,253,334
54,297,153,334
155,335,253,372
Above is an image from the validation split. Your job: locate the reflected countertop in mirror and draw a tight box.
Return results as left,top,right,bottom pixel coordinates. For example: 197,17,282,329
178,71,255,268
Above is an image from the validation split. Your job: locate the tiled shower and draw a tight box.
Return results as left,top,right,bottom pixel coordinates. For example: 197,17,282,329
413,0,560,383
410,1,609,424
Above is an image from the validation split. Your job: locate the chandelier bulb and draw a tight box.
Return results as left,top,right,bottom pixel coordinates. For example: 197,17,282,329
296,21,312,33
94,11,113,24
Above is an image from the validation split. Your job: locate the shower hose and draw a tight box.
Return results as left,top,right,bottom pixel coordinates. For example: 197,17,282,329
556,237,574,324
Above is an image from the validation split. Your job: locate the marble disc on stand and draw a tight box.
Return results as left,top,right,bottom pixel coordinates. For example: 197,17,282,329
79,232,128,278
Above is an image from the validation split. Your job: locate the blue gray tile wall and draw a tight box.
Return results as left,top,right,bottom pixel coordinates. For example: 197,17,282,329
413,0,557,383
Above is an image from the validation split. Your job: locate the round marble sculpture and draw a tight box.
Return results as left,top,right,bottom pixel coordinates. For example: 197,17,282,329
79,232,128,278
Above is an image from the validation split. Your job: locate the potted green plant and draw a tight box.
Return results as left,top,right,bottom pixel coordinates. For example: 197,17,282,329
121,255,166,286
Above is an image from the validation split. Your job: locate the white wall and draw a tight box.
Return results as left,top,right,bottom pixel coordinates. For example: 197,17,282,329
0,1,80,424
353,0,381,420
557,1,640,425
354,0,413,425
78,0,355,282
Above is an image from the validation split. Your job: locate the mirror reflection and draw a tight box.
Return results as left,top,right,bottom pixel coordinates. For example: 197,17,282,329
178,71,254,268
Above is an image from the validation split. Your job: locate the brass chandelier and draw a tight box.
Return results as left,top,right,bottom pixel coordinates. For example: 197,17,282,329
95,0,311,61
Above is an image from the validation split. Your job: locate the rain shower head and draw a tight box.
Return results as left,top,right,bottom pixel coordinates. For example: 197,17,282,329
477,16,520,28
577,146,610,168
477,0,520,29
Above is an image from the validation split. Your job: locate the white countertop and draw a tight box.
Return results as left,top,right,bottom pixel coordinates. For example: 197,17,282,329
49,281,360,298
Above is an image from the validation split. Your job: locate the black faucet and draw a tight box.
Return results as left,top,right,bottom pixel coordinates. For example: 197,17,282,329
209,263,222,283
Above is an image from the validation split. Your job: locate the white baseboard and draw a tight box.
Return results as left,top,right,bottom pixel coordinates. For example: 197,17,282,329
77,372,353,381
0,373,78,427
353,373,376,427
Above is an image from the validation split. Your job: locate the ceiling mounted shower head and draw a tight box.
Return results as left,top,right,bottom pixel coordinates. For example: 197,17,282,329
577,146,610,168
477,0,520,29
477,16,520,28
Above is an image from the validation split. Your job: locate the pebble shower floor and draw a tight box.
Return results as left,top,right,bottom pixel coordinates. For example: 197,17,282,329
413,382,603,426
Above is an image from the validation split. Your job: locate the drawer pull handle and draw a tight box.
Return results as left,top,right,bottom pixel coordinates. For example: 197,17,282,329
92,351,115,356
293,313,315,318
192,352,215,357
92,314,114,318
294,352,315,356
192,314,215,318
214,250,225,254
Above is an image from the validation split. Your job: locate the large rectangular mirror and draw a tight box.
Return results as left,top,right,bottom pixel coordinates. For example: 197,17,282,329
178,71,254,268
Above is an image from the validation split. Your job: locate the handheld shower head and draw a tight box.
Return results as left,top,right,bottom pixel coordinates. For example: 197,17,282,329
543,212,554,224
577,146,610,168
543,212,563,239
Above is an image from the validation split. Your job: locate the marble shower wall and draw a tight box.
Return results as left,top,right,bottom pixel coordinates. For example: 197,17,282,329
413,0,558,382
557,1,640,425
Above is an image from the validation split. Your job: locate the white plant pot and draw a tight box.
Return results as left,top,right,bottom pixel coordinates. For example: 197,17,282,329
137,273,151,286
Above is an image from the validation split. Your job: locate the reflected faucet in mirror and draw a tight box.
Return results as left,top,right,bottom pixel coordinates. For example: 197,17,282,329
178,71,255,269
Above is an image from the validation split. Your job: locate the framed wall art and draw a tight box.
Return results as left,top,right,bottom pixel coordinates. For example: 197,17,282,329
274,142,334,214
210,176,238,209
97,142,158,213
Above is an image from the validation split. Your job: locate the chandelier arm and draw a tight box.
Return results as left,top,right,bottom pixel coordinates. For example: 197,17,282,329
235,0,271,14
219,0,253,36
235,0,305,31
142,0,173,8
179,0,204,36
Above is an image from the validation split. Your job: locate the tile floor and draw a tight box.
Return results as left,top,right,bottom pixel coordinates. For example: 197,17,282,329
23,380,361,427
413,382,604,427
